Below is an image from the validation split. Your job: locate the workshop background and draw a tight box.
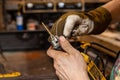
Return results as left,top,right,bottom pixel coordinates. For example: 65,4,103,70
0,0,119,80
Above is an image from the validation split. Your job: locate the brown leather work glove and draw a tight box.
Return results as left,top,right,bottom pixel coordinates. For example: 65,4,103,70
50,7,112,37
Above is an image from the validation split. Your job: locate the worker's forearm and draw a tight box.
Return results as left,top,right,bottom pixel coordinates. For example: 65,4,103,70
86,0,120,34
102,0,120,23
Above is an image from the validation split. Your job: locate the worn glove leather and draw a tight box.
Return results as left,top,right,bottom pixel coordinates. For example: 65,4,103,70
50,7,112,37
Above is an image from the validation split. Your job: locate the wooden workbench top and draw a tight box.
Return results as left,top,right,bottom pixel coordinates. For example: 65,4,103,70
0,50,58,80
78,31,120,58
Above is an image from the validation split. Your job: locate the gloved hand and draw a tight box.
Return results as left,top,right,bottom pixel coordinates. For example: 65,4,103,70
51,7,112,37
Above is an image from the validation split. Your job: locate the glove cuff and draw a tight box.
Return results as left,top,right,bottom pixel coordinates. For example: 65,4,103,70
86,7,112,34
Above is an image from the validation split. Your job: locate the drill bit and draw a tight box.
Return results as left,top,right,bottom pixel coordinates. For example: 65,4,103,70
42,22,53,36
42,22,61,50
42,22,55,41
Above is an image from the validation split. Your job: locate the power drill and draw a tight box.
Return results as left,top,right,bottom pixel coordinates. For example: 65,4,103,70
42,22,106,80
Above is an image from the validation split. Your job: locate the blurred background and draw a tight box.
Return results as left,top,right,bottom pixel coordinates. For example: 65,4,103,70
0,0,119,80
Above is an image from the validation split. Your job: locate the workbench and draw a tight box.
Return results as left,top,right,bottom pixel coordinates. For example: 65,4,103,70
0,50,58,80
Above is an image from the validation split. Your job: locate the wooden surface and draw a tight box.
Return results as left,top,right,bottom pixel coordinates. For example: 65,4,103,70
78,31,120,58
4,0,110,13
0,50,58,80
